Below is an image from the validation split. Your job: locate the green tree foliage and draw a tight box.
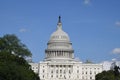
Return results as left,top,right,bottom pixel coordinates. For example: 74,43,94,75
0,34,31,58
0,34,40,80
95,66,120,80
0,51,40,80
95,70,115,80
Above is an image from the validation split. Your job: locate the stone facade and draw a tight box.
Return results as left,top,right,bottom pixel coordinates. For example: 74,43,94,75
29,16,103,80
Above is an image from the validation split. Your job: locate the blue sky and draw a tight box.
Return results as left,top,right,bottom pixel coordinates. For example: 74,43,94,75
0,0,120,63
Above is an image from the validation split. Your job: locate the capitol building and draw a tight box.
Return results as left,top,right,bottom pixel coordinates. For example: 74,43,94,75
30,16,103,80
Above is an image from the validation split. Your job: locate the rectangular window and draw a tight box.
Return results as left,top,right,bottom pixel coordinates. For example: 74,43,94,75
43,70,44,73
64,70,66,73
69,76,71,78
94,71,96,74
82,71,84,74
90,71,92,74
90,77,92,79
32,67,34,69
69,65,71,67
56,70,58,73
51,75,53,78
64,75,66,79
82,76,84,79
51,70,53,73
60,75,62,77
69,70,71,74
60,70,62,73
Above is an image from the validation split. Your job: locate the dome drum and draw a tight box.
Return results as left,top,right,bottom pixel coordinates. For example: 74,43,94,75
45,49,74,59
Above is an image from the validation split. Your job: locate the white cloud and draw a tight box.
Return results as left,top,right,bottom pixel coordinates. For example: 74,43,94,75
112,48,120,54
84,0,91,5
112,58,117,61
19,28,27,33
115,21,120,27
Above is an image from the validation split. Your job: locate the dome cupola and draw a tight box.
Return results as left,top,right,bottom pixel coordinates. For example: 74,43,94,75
49,16,70,42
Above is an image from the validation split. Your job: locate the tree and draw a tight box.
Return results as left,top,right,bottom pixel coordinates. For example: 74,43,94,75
0,34,40,80
0,34,31,58
95,66,120,80
114,65,120,77
0,51,40,80
95,70,115,80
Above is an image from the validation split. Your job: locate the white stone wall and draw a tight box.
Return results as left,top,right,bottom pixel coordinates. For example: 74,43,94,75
30,61,103,80
81,64,103,80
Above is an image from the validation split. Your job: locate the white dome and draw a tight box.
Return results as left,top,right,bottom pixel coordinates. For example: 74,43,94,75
49,27,70,42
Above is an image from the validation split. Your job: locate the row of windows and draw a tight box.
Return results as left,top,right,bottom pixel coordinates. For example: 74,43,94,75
42,75,71,79
76,70,99,75
51,70,71,74
77,76,93,79
82,71,98,75
49,43,69,47
40,66,45,68
82,67,100,70
42,75,93,79
50,65,72,67
43,69,72,74
47,52,72,58
82,76,93,79
42,69,98,74
76,66,100,70
50,75,70,78
51,36,68,39
32,67,38,69
41,66,100,70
